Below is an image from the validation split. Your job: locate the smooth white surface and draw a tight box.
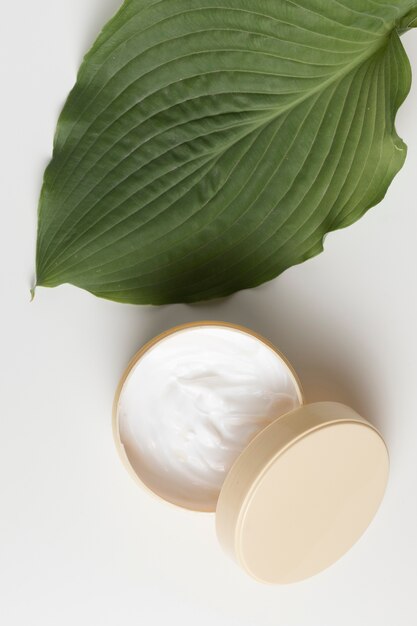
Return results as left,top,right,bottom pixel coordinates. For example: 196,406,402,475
0,2,416,625
117,325,300,510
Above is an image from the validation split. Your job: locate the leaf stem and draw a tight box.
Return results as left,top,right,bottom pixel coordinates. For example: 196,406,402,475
398,6,417,34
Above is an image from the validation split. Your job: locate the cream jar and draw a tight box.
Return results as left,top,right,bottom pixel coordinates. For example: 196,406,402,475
113,322,389,584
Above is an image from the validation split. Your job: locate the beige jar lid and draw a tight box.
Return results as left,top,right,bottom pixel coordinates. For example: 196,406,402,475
113,322,389,584
216,401,388,583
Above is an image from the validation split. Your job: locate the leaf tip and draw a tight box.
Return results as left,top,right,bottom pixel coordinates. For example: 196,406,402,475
30,270,38,301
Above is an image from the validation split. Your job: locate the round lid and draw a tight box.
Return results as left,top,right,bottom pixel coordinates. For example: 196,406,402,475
216,402,389,584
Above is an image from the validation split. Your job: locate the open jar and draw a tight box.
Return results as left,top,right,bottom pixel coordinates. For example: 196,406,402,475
113,322,389,584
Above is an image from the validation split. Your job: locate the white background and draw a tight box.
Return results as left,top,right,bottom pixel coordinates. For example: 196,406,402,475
1,2,416,624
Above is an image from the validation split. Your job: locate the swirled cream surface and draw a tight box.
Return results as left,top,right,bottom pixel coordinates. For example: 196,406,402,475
117,325,302,510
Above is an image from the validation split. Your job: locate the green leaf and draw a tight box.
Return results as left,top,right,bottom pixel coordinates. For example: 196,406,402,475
35,0,416,304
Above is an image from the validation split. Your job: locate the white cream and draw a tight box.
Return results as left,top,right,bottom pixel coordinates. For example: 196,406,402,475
118,325,301,510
